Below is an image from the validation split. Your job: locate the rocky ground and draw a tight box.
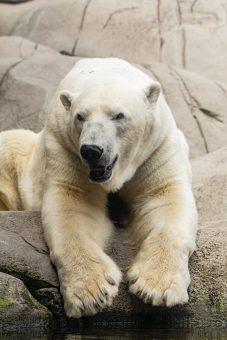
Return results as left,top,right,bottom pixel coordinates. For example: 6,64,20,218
0,0,226,333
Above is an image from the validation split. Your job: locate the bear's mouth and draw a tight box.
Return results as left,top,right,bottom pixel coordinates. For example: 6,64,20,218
89,155,118,182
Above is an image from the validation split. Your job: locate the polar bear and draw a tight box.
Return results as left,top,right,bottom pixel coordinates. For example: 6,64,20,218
0,58,197,317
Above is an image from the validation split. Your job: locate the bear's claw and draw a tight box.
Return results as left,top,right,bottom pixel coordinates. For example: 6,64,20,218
59,252,122,318
127,261,190,307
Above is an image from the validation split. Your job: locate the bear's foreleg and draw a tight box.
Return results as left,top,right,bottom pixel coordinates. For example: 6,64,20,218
42,185,122,318
126,182,197,307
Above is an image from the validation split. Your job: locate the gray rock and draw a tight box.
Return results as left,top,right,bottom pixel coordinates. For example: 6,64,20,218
0,0,40,38
142,63,227,157
0,36,227,158
0,36,77,132
0,211,58,288
1,0,227,83
192,147,227,224
0,272,53,332
34,287,64,317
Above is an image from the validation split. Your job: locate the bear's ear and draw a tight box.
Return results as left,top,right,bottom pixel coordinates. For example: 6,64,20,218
144,82,161,104
60,90,74,111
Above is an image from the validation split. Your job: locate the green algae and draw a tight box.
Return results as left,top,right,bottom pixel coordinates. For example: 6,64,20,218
0,298,11,312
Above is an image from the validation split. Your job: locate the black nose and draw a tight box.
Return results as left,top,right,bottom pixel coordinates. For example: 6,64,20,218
80,144,103,161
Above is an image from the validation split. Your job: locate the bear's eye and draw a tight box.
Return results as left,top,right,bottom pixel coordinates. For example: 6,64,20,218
76,113,86,122
112,113,125,121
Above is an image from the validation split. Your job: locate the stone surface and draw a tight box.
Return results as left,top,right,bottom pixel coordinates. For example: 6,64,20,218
0,36,76,133
0,272,53,332
192,147,227,225
0,147,226,327
1,0,227,82
142,63,227,157
0,36,227,158
0,211,58,289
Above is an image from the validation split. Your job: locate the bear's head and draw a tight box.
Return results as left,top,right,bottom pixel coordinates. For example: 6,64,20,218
59,79,161,192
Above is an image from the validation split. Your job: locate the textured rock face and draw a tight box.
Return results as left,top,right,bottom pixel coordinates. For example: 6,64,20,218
142,63,227,157
1,0,227,83
190,147,227,327
0,272,52,332
0,36,76,132
0,211,58,288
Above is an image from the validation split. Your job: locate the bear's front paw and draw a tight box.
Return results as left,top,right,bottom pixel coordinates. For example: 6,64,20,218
58,252,122,318
127,259,190,307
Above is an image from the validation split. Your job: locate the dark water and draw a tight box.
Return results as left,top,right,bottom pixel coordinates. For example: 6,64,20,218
1,328,227,340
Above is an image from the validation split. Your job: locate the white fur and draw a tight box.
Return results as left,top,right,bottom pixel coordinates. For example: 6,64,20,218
0,58,197,317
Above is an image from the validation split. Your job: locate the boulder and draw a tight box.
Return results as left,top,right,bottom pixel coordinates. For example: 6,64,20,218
142,63,227,157
1,0,227,82
0,36,227,158
0,36,77,132
0,211,58,288
0,147,226,328
0,272,53,332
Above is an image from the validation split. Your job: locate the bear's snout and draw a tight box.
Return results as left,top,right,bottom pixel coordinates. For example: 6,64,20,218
80,144,103,162
80,143,118,183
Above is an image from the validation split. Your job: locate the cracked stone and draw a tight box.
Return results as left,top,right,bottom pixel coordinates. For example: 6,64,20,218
0,36,77,132
0,211,58,289
1,0,227,82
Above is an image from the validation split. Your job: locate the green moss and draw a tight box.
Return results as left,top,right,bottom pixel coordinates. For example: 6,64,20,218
20,288,47,312
0,264,40,282
214,299,227,313
0,298,11,312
